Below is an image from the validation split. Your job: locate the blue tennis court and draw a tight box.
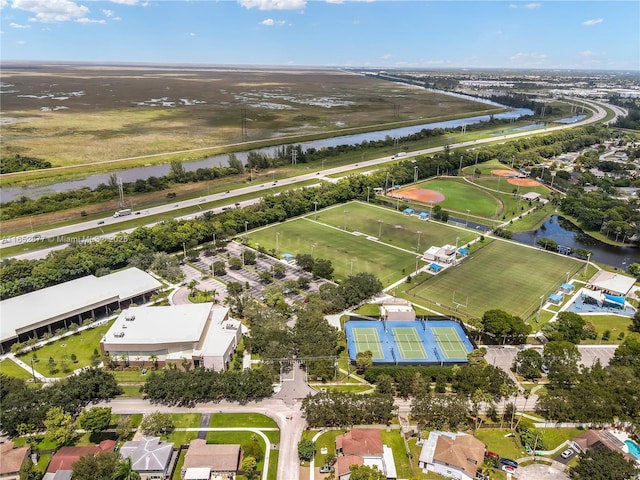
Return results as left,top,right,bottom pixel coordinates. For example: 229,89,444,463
345,319,474,365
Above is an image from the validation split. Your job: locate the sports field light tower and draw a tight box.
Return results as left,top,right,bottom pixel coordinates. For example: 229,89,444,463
117,177,125,208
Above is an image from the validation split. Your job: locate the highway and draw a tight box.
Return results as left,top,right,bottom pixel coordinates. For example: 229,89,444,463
2,97,616,261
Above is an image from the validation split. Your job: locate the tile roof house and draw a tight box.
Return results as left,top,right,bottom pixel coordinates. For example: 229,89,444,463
335,429,397,480
337,428,384,456
119,437,174,480
181,439,241,478
45,440,116,475
0,441,30,480
573,430,636,463
418,431,485,480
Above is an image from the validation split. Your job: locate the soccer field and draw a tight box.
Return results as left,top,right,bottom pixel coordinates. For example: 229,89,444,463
247,215,420,284
308,201,478,253
407,239,583,320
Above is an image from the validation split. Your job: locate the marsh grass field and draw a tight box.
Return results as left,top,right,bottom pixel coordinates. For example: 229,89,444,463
1,64,500,176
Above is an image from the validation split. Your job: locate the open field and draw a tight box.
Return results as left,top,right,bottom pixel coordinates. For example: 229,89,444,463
17,322,112,378
247,215,420,284
403,178,502,217
0,358,32,380
1,65,498,173
306,201,478,253
407,239,583,321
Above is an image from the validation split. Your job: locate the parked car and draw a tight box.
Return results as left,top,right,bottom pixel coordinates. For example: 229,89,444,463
499,458,518,468
561,448,574,459
484,451,499,459
319,466,334,473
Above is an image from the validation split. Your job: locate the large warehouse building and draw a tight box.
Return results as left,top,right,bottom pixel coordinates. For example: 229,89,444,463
100,303,241,371
0,267,162,353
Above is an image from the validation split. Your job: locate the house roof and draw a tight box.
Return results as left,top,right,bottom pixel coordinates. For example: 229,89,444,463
433,433,485,478
183,439,241,472
46,440,116,473
0,441,30,475
588,271,636,296
120,437,173,473
522,192,542,201
336,428,383,456
336,454,364,476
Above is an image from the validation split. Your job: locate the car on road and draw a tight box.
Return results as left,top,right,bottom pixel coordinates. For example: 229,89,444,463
319,466,334,473
135,211,141,215
561,448,574,459
97,220,105,225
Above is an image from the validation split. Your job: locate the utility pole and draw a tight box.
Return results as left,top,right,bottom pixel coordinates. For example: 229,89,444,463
291,149,297,165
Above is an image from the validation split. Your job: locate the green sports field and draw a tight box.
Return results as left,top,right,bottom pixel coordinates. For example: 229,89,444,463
248,218,418,285
306,201,478,253
407,239,583,320
408,178,501,217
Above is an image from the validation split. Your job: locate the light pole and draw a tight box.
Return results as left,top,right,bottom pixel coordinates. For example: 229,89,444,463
415,256,420,273
459,156,463,175
414,165,419,183
314,201,318,220
245,221,248,234
378,220,383,238
566,271,570,284
385,172,390,194
311,243,317,256
583,252,591,276
343,210,348,230
537,295,545,323
416,230,422,252
212,233,216,251
367,187,370,203
276,232,280,255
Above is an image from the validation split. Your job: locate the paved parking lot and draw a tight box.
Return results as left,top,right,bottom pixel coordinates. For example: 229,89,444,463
191,241,329,306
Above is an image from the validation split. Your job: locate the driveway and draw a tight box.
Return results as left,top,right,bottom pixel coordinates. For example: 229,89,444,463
515,462,569,480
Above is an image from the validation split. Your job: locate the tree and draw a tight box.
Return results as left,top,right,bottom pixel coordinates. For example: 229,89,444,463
312,258,334,280
228,257,243,270
355,350,373,373
543,311,587,343
348,464,387,480
43,407,75,447
481,309,530,345
71,451,120,480
543,340,581,388
272,263,286,279
242,434,264,462
241,456,258,479
514,348,543,380
19,459,41,480
78,406,112,433
298,438,316,461
113,457,141,480
116,415,134,440
140,412,174,436
295,253,315,272
375,374,395,395
570,445,638,480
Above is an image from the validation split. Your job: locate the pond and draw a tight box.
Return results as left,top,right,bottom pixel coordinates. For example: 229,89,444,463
511,215,640,269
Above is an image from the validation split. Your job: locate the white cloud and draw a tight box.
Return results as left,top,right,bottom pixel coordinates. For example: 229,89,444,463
580,50,598,57
509,52,548,65
0,0,7,9
523,3,541,9
259,18,286,26
9,21,30,28
77,17,105,24
102,9,114,17
239,0,305,11
325,0,343,3
11,0,92,23
583,18,603,26
188,32,196,36
110,0,138,5
16,39,26,44
508,4,517,8
380,54,392,60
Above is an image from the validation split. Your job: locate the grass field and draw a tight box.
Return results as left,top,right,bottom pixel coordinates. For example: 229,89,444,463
0,358,32,380
249,219,419,285
407,178,501,217
579,314,633,343
407,239,582,321
17,322,112,378
307,201,479,253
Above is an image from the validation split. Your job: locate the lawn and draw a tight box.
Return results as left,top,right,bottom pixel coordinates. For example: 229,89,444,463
381,429,413,478
208,413,278,429
409,178,501,217
314,430,344,466
168,413,202,428
0,358,33,380
474,428,525,460
407,238,582,321
18,322,112,378
248,213,421,285
579,315,633,343
540,428,585,451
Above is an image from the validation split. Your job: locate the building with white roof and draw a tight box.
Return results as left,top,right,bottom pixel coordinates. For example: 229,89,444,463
119,437,173,480
587,270,637,297
380,298,416,321
100,303,241,371
0,267,162,353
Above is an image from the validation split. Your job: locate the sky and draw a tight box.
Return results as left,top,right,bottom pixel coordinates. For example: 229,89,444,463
1,0,639,71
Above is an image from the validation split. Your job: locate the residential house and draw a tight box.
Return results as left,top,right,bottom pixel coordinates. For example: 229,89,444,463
44,440,116,480
119,437,174,480
418,431,485,480
181,439,241,479
0,442,30,480
335,428,397,480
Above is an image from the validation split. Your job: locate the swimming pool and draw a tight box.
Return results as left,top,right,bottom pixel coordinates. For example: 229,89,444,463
565,294,636,318
625,439,640,460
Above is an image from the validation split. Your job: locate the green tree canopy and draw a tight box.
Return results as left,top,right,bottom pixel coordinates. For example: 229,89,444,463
78,406,112,433
570,445,638,480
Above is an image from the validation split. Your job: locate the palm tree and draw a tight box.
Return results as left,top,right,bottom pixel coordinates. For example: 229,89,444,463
513,390,531,431
112,457,140,480
149,354,158,370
